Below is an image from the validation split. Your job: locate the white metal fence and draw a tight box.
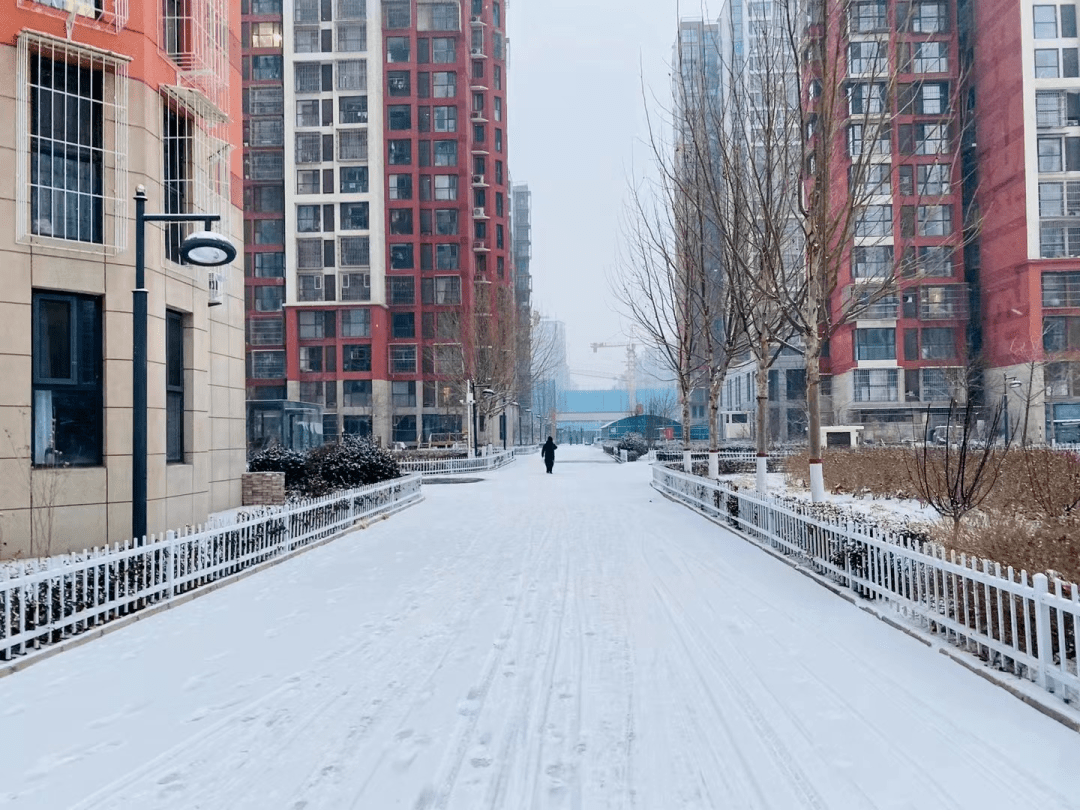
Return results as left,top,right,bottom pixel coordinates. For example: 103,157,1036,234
397,450,516,476
513,445,541,457
0,475,423,664
652,464,1080,707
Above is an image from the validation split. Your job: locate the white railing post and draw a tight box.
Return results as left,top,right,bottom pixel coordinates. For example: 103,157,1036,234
1033,573,1053,691
165,530,176,599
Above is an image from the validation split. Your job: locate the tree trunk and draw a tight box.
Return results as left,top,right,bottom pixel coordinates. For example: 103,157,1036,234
708,375,723,479
805,336,825,501
681,389,693,473
756,359,770,494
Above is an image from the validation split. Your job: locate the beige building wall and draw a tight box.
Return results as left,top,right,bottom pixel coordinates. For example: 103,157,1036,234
0,46,245,560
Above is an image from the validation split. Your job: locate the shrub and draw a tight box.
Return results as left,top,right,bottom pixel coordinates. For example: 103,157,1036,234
248,444,309,492
301,436,401,497
618,432,649,456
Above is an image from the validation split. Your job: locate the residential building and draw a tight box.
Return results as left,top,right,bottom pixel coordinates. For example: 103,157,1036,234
0,0,246,557
974,0,1080,442
243,0,515,449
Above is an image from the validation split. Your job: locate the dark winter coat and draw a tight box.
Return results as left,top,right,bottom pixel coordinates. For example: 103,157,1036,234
541,440,558,462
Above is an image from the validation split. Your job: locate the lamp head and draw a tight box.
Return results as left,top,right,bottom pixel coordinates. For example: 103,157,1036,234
181,231,237,267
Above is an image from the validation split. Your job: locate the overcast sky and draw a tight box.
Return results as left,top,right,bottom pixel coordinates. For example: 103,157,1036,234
507,0,687,385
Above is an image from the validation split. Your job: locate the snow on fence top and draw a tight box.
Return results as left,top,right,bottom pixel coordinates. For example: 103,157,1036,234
651,464,1080,712
397,449,517,476
0,475,423,666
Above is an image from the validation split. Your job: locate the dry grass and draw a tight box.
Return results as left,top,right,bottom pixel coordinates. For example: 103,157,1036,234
784,448,1080,583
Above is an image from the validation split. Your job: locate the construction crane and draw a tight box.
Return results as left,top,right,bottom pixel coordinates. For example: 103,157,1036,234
589,339,638,414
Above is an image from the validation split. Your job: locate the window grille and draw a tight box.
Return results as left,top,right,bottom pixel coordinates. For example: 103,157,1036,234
294,0,318,22
337,59,367,91
162,0,231,116
17,32,130,254
337,23,367,52
298,273,324,302
338,0,366,19
338,129,369,160
341,272,371,300
249,87,283,115
161,85,231,262
854,369,898,402
247,317,283,345
294,63,322,93
19,0,129,34
296,132,322,163
297,238,323,269
340,237,371,266
250,350,286,378
919,284,967,319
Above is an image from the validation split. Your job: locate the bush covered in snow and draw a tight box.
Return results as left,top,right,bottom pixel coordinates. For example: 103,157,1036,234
248,444,308,491
617,432,649,458
249,437,400,497
302,435,401,496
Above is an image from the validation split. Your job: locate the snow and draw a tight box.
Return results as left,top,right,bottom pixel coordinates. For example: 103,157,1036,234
1,446,1078,809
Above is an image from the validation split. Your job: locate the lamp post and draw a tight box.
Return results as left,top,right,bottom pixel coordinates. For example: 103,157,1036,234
1002,374,1023,446
132,186,235,542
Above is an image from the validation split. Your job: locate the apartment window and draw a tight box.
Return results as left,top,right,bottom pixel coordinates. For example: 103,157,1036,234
389,208,414,234
855,327,896,360
341,308,371,337
294,26,320,53
911,41,948,73
433,140,457,166
432,37,455,63
850,1,887,32
1036,90,1075,127
32,292,102,466
387,36,410,62
392,312,415,339
855,205,892,237
249,118,284,148
849,40,885,74
388,276,415,304
338,23,368,52
918,204,952,236
340,236,371,266
253,252,285,278
391,346,417,374
847,124,890,157
297,100,320,127
296,132,322,164
1035,4,1059,38
495,129,503,152
851,163,891,197
436,244,459,269
339,130,369,161
252,0,283,11
246,152,284,181
250,350,286,379
383,0,410,27
1040,136,1066,172
386,104,411,131
341,166,371,193
253,219,285,245
853,245,893,278
434,105,457,131
297,205,321,233
388,70,411,96
388,139,412,164
341,272,371,300
905,1,948,32
338,0,365,18
388,174,412,199
853,369,898,402
344,380,372,407
917,245,954,277
299,345,324,373
298,310,331,340
435,209,458,234
295,63,322,94
248,317,283,345
848,82,886,115
293,0,318,22
254,286,284,312
248,87,284,115
392,381,416,407
340,96,368,124
434,174,458,199
921,327,955,359
338,59,367,91
297,238,324,270
252,55,283,80
343,343,372,371
297,273,323,302
390,244,414,268
340,202,369,230
297,170,321,194
433,71,456,97
1040,222,1080,256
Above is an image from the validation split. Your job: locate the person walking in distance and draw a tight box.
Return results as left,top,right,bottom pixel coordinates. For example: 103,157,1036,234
541,436,558,474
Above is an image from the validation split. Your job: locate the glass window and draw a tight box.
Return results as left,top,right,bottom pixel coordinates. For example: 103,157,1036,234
297,170,321,194
432,37,455,62
338,60,367,91
388,139,412,164
340,236,371,266
338,129,369,161
917,205,952,236
388,70,411,95
434,174,458,199
340,96,369,124
296,100,320,127
388,174,412,199
388,276,415,304
433,140,457,166
921,327,955,359
852,245,893,278
853,369,898,402
434,105,457,131
338,23,368,52
855,327,896,360
1035,4,1059,38
32,293,103,465
251,55,283,80
344,380,372,406
1036,48,1061,78
433,71,456,97
436,243,459,269
387,36,410,62
390,243,414,268
341,166,369,193
391,346,417,373
392,312,415,338
340,202,369,230
250,350,286,379
388,104,411,130
855,205,892,237
343,344,372,371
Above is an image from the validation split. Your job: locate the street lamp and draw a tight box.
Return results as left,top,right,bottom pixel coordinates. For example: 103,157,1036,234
132,186,235,541
1002,374,1023,446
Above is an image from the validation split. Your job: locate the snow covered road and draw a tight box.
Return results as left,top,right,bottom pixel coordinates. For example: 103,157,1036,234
1,446,1078,809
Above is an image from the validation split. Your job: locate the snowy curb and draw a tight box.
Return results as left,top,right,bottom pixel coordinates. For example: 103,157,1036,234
0,494,424,682
652,483,1080,734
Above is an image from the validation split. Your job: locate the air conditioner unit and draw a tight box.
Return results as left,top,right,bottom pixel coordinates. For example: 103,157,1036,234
471,110,484,119
473,207,486,217
208,269,224,307
470,15,483,23
472,174,485,184
471,47,485,56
